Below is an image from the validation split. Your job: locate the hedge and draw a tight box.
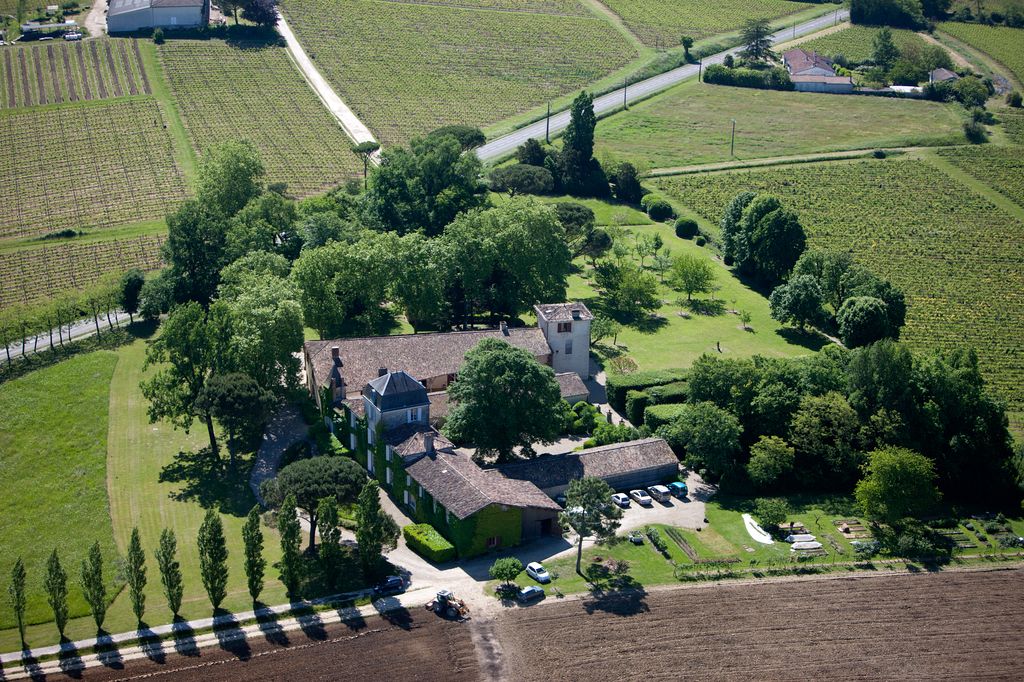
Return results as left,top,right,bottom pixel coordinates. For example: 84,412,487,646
644,403,690,431
606,369,690,412
625,389,652,426
647,380,689,406
703,64,793,91
403,523,456,563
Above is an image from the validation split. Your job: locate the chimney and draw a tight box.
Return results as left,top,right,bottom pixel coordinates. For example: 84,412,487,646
499,320,509,336
424,432,435,454
378,367,388,377
331,346,341,364
571,308,581,320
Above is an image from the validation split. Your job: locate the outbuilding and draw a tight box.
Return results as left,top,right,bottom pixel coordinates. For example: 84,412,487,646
107,0,209,33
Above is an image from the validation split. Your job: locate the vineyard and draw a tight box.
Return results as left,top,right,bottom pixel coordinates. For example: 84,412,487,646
938,22,1024,83
796,24,929,63
0,98,187,238
0,39,151,109
158,40,362,196
1004,111,1024,145
0,234,166,310
653,158,1024,408
378,0,588,13
937,146,1024,208
594,79,964,169
279,0,637,145
600,0,815,48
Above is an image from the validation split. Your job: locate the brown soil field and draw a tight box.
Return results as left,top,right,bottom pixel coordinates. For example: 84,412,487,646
73,610,479,681
496,568,1024,681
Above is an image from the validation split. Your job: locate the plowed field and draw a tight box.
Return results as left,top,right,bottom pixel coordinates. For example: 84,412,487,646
497,569,1024,680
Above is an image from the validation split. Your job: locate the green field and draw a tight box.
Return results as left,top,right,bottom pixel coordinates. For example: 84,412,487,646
939,22,1024,83
796,24,929,63
379,0,589,13
491,192,651,225
652,157,1024,409
937,146,1024,208
279,0,637,145
1004,111,1024,144
593,80,965,170
0,351,122,630
600,0,815,48
566,222,821,372
0,98,187,240
157,40,362,197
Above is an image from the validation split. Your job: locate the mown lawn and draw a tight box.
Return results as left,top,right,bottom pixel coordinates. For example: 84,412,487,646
0,352,122,633
565,220,824,372
594,80,965,170
490,192,651,226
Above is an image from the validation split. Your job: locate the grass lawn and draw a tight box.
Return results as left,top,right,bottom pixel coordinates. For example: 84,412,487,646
490,192,651,226
568,220,824,372
0,352,121,633
593,80,966,170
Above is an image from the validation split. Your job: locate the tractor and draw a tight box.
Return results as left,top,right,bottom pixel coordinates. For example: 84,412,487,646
425,589,470,620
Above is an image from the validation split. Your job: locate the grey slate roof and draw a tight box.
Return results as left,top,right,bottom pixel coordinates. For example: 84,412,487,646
496,438,678,490
363,370,429,412
108,0,202,13
555,372,589,401
930,67,959,82
534,302,594,322
384,423,455,458
406,449,561,519
305,327,552,396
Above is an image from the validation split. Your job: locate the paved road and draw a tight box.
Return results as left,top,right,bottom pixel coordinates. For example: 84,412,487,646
476,8,849,162
4,310,131,361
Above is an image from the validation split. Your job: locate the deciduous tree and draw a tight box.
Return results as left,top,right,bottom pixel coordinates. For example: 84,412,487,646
655,401,742,478
198,510,229,609
489,557,523,586
670,252,716,300
126,528,147,624
746,435,795,488
196,140,265,218
242,505,266,603
44,550,69,639
354,481,400,579
120,269,145,324
561,477,623,575
278,494,303,597
80,542,106,629
489,164,553,198
155,529,184,617
769,275,824,330
316,497,344,589
855,447,940,523
8,557,26,646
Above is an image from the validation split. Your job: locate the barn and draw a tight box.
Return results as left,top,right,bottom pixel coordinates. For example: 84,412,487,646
107,0,209,33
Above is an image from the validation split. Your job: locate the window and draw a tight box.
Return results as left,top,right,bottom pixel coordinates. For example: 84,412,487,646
433,498,439,513
385,468,393,485
557,322,572,333
486,536,500,549
419,484,424,498
565,339,573,355
367,453,375,475
385,446,392,463
350,433,356,450
170,16,177,25
406,474,411,487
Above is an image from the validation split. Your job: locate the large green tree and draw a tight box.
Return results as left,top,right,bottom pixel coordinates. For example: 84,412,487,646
789,391,862,488
277,494,303,597
198,510,229,609
316,497,344,590
119,269,146,324
155,529,184,617
560,91,608,197
670,252,716,300
560,477,623,575
363,133,485,236
750,207,805,286
739,18,775,63
44,550,68,639
8,557,27,646
197,373,276,467
655,401,742,478
80,541,106,629
746,435,795,489
443,338,564,462
242,505,266,603
268,456,366,551
837,296,890,348
196,139,266,218
354,481,400,579
165,199,230,306
855,447,940,524
126,528,147,624
594,260,660,319
769,275,824,330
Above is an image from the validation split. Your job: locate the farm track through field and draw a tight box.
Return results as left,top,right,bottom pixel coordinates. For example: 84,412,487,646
496,568,1024,680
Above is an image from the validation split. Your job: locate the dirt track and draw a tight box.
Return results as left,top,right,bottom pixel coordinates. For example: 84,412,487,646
496,568,1024,681
75,611,479,681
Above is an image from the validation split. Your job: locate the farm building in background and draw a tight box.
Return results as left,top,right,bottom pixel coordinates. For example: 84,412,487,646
783,48,854,94
107,0,209,33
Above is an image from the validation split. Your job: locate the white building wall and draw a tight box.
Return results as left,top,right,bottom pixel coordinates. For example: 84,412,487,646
151,6,205,27
108,9,154,32
537,315,591,379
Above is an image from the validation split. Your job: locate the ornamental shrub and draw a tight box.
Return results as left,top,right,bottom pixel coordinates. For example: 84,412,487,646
641,194,674,221
626,390,652,425
674,218,699,239
606,369,689,412
403,524,456,563
643,403,690,431
695,236,706,246
1006,91,1022,108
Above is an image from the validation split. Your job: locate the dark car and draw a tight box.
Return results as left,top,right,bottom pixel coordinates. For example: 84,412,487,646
517,585,545,603
373,575,405,597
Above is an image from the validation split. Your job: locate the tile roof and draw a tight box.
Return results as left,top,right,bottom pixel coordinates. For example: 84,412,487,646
790,75,854,84
406,449,561,519
783,48,835,75
496,438,678,490
555,372,589,400
534,302,594,322
930,67,959,82
305,327,552,396
383,423,455,458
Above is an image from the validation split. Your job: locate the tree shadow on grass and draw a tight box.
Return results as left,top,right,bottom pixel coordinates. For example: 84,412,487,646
159,447,254,516
775,327,828,352
684,298,727,317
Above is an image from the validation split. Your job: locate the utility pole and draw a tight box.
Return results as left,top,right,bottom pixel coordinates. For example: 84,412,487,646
623,77,628,110
545,102,550,143
730,119,736,157
698,57,702,81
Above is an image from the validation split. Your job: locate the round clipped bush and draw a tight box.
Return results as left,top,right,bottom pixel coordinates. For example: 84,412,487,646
1007,91,1023,108
643,196,674,221
674,217,699,239
873,149,887,159
695,236,707,246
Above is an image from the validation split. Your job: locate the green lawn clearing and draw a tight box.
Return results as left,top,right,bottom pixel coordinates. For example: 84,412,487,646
594,80,965,170
490,192,651,226
0,352,121,633
652,156,1024,411
278,0,637,145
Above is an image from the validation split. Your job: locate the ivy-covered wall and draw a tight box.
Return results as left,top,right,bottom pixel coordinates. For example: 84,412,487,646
451,505,523,557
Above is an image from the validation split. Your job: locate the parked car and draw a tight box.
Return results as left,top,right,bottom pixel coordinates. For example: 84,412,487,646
63,32,82,41
668,481,688,498
525,561,551,584
628,530,644,545
372,575,405,597
611,492,631,508
629,489,653,506
517,585,545,603
647,484,671,502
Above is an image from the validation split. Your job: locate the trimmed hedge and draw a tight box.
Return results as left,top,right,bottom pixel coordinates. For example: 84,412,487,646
703,64,793,91
644,403,690,431
606,369,689,412
403,523,456,563
625,389,652,426
647,380,689,405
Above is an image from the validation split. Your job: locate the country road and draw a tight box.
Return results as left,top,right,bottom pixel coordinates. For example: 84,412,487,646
476,8,848,162
3,310,131,362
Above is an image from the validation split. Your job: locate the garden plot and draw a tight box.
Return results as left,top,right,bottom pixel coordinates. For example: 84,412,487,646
599,0,815,48
279,0,637,145
653,158,1024,410
0,98,187,238
0,39,150,109
157,40,362,196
